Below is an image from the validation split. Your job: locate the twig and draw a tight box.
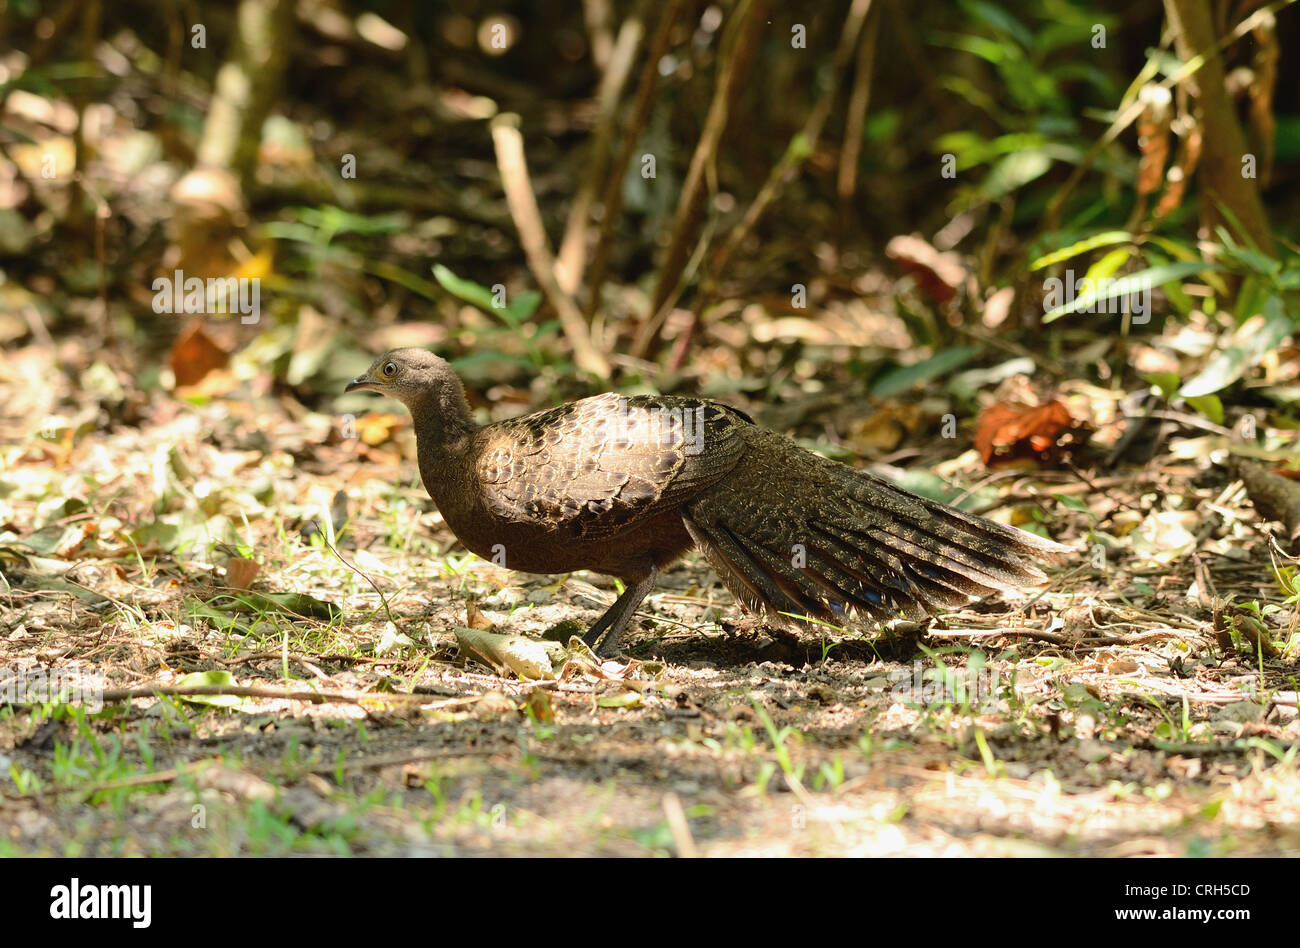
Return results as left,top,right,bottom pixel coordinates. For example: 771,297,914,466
1143,738,1293,756
1120,410,1233,437
582,0,616,71
933,626,1079,647
1042,98,1146,234
661,792,698,857
2,760,208,801
964,475,1164,516
490,113,609,376
319,746,504,775
933,627,1192,649
212,651,406,668
556,7,645,295
835,0,880,246
318,530,397,626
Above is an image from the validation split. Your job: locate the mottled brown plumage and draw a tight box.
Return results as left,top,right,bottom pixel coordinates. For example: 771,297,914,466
347,348,1066,656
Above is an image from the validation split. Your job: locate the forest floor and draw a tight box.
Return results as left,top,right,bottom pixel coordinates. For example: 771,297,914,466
2,341,1299,857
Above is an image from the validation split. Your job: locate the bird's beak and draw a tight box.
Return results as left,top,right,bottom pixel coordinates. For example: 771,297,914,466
345,375,379,393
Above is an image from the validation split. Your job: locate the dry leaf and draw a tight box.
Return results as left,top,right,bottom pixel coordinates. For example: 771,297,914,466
465,597,494,630
981,286,1014,328
974,399,1087,466
523,689,555,723
885,234,966,306
474,690,519,719
1135,83,1172,198
170,322,230,388
225,556,261,590
356,412,405,446
845,401,923,455
1155,121,1201,220
455,627,560,680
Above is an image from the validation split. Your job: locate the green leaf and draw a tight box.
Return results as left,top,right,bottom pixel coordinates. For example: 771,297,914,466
1145,236,1230,296
595,691,643,709
1042,261,1217,323
173,671,253,709
1179,296,1294,397
962,0,1035,48
891,470,1001,511
432,264,499,311
1212,204,1266,257
504,290,543,323
1198,799,1224,821
1030,231,1133,271
980,148,1053,201
1084,247,1134,283
1233,274,1271,323
1215,227,1280,280
870,347,979,398
1145,372,1180,399
363,260,442,300
1184,394,1224,425
432,265,541,326
223,591,342,621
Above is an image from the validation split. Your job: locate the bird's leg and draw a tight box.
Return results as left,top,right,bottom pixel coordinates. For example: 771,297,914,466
582,564,658,658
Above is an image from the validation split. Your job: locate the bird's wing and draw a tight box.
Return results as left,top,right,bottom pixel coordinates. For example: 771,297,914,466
476,393,750,538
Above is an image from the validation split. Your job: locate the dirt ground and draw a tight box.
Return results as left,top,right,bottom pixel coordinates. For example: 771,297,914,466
3,343,1299,856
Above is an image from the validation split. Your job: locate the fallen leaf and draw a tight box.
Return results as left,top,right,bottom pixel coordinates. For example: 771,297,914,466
455,627,561,680
974,399,1088,466
1135,83,1172,197
356,412,405,446
474,690,519,719
845,401,922,454
886,234,966,306
225,557,261,590
173,670,258,710
170,322,230,388
523,689,554,723
465,598,494,630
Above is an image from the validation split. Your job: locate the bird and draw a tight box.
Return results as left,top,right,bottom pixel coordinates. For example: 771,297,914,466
346,348,1067,657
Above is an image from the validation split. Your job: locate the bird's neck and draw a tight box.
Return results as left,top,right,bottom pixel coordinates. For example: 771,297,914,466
408,383,478,461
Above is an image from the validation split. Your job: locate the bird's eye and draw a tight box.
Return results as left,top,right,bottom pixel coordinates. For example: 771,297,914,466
382,362,398,377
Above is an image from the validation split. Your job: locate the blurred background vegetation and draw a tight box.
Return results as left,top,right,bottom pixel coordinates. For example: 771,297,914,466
2,0,1298,451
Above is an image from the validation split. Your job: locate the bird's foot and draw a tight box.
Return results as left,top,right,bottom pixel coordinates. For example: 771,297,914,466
582,626,621,659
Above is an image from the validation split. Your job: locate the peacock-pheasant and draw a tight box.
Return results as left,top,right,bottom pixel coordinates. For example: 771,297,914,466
347,349,1067,655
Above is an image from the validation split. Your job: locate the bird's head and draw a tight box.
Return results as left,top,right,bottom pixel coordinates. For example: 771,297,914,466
346,348,476,447
345,348,454,407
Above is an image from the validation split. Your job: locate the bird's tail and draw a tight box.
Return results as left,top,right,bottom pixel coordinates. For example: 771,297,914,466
682,442,1068,629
